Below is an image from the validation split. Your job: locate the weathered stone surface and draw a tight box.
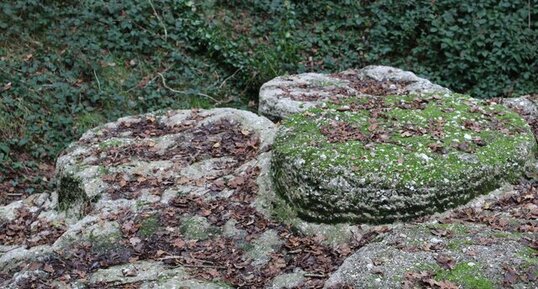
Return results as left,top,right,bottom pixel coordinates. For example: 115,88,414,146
272,94,536,223
55,108,276,215
245,229,283,268
0,108,283,288
502,94,538,120
88,260,232,288
259,65,450,119
1,103,536,288
325,223,536,289
501,94,538,140
268,269,305,289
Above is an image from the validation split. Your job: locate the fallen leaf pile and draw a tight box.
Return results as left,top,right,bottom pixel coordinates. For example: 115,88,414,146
447,182,538,234
2,163,388,288
402,271,458,289
87,118,259,167
332,73,410,96
320,121,368,143
0,207,66,247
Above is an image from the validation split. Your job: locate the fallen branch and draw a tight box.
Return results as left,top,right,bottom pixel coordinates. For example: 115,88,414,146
157,72,218,103
147,0,168,40
304,273,327,278
158,255,226,269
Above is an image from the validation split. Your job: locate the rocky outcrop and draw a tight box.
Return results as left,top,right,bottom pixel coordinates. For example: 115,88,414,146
271,94,536,223
259,65,450,119
0,72,536,288
0,107,366,288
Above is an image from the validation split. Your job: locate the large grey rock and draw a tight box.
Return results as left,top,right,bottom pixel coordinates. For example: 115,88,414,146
272,94,536,223
0,108,281,287
325,223,536,289
259,65,450,119
55,108,276,215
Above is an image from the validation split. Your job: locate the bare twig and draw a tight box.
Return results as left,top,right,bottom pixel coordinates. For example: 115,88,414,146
157,72,218,103
304,273,327,278
218,68,242,89
93,69,101,92
147,0,168,40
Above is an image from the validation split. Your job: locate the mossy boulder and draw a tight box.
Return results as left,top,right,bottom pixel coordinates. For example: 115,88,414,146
272,94,536,223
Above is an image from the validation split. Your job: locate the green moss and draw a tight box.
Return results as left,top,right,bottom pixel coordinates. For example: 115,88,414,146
87,228,123,254
491,231,515,239
97,165,110,176
58,174,88,211
430,223,470,235
98,139,124,149
447,239,474,251
276,94,534,187
139,215,160,238
272,93,536,223
135,200,152,210
435,263,494,289
179,216,218,240
413,262,494,289
271,195,299,224
517,246,538,267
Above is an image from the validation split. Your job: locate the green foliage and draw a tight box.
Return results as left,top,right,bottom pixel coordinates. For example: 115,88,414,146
0,0,536,194
365,0,537,98
0,0,241,171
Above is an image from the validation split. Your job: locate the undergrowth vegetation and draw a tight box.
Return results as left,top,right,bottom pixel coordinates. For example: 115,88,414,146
0,0,536,198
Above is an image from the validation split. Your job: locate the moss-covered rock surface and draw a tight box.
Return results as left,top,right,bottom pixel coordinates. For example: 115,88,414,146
273,94,536,223
325,221,536,289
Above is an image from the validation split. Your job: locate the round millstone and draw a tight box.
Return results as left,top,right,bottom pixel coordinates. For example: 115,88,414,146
271,94,536,224
55,108,275,214
258,65,450,119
